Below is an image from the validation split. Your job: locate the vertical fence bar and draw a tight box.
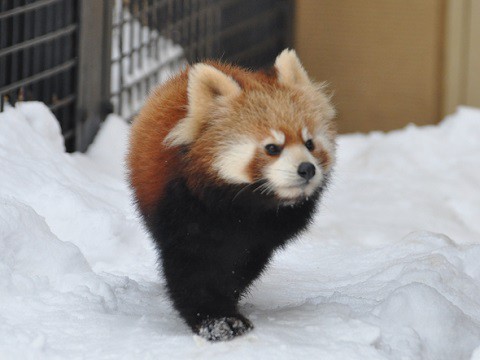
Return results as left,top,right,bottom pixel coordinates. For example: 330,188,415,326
0,1,7,109
101,0,113,118
76,0,112,151
118,1,125,118
11,0,20,102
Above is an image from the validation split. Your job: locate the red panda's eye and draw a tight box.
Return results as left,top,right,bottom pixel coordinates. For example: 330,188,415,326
265,144,282,156
305,139,315,151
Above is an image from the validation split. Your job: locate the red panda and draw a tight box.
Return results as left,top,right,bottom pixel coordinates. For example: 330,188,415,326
127,49,336,341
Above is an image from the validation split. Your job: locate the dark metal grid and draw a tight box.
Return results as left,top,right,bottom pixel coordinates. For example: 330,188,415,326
110,0,220,121
0,0,78,151
110,0,292,122
217,0,293,68
1,0,292,151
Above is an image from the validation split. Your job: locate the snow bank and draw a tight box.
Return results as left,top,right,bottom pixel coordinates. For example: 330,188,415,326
1,103,480,359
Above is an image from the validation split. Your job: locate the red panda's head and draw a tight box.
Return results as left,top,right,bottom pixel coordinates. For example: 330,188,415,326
164,49,336,205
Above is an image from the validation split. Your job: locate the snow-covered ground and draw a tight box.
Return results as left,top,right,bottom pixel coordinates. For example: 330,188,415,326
1,102,480,359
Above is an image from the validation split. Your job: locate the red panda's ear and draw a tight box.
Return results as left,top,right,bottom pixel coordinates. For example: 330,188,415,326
164,64,241,146
274,49,311,87
188,64,242,105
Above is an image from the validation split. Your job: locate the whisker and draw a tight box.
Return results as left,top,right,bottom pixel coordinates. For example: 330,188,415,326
232,179,264,202
261,184,274,195
252,182,270,194
256,182,275,196
272,169,297,175
252,183,265,193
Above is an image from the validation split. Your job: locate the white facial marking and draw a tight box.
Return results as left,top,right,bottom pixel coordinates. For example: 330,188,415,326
271,129,285,145
265,144,323,200
315,132,336,171
214,140,256,184
301,127,311,143
315,133,334,154
263,129,285,147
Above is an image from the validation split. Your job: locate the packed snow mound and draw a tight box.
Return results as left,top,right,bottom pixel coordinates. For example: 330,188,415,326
318,107,480,247
1,102,480,359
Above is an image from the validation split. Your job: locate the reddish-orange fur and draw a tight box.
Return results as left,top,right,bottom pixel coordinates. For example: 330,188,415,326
127,62,278,215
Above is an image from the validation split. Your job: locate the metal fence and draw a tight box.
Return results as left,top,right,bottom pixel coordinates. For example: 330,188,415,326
0,0,78,150
109,0,219,122
1,0,293,152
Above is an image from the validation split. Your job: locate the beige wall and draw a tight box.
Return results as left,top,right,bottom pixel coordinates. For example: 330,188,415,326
444,0,480,115
295,0,446,133
467,1,480,107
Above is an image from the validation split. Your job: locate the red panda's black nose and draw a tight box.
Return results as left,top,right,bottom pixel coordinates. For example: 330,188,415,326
297,162,316,181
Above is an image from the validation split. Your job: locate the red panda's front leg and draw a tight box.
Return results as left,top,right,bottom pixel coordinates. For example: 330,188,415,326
161,244,254,341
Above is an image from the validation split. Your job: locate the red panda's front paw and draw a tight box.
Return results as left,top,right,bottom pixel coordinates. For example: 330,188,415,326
196,315,253,341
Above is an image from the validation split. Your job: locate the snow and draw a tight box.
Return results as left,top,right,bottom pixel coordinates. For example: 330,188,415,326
1,102,480,359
